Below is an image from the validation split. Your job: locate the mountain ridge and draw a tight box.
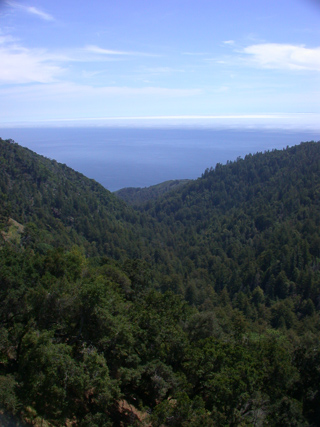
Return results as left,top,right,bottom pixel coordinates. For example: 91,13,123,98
0,137,158,259
114,179,190,206
0,137,320,426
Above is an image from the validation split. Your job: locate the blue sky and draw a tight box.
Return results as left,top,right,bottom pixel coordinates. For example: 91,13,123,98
1,0,320,127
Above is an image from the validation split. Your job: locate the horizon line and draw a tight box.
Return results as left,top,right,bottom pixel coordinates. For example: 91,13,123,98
2,113,320,130
3,113,320,122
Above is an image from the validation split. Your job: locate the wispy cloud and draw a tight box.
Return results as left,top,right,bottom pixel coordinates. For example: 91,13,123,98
0,82,202,100
0,36,159,85
84,45,157,57
0,37,137,85
24,6,54,21
182,52,208,56
242,43,320,71
139,66,184,75
0,39,63,83
84,45,133,56
0,35,16,44
6,1,54,21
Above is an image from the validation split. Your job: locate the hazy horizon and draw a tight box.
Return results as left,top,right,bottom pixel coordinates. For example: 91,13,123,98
2,126,319,191
1,0,319,124
1,1,319,189
3,113,320,132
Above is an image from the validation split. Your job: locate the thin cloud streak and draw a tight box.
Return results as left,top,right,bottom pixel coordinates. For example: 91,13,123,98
0,82,202,98
84,45,158,57
84,45,134,56
6,1,54,21
25,6,54,21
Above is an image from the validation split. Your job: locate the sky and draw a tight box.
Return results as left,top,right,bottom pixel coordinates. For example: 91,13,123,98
1,0,320,128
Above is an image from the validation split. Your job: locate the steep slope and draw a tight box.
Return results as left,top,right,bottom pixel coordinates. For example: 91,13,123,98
139,141,320,308
0,138,154,258
1,137,319,308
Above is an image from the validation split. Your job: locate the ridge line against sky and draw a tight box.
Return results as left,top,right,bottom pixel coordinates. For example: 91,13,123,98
0,0,320,126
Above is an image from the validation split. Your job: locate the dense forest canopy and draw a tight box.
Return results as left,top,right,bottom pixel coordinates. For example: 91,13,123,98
115,179,190,206
0,137,320,426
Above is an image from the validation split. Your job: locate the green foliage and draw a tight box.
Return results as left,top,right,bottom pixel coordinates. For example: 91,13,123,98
115,179,190,206
150,392,212,426
0,375,19,414
0,138,151,259
1,138,320,425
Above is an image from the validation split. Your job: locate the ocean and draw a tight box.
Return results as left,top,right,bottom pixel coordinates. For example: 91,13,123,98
1,127,319,192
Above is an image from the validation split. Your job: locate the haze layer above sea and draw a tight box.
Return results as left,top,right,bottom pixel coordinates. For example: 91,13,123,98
1,126,319,191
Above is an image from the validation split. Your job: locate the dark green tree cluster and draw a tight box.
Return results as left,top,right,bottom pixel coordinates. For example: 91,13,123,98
1,244,319,425
0,138,159,259
115,179,190,206
138,142,320,316
0,138,320,425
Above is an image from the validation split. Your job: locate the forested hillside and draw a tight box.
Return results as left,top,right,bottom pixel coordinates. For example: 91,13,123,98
0,138,320,426
115,179,190,206
140,142,320,307
0,138,160,260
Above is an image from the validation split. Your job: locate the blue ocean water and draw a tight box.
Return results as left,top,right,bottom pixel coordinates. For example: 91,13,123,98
1,127,319,191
